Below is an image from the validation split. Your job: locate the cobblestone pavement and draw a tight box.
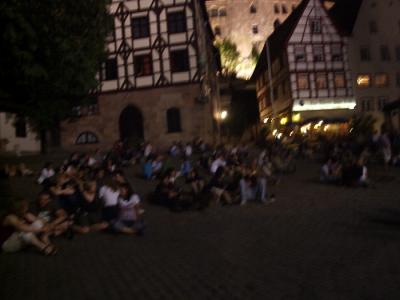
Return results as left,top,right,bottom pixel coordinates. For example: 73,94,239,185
1,160,400,300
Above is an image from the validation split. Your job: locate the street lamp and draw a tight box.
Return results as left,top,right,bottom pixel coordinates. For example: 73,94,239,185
220,110,228,120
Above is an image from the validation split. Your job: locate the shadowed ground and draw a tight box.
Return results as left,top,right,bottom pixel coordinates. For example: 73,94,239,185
1,159,400,300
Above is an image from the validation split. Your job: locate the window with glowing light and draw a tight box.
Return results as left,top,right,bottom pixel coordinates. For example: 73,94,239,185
374,73,389,87
356,75,371,87
316,73,327,89
334,73,345,88
297,74,309,90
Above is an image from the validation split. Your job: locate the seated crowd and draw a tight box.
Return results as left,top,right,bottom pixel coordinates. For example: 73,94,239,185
0,138,283,256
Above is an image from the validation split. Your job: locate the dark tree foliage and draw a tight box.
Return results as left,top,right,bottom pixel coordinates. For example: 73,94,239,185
0,0,112,151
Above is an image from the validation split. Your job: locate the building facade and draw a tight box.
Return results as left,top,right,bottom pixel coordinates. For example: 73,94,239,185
347,0,400,131
252,0,355,132
206,0,301,78
0,113,40,154
61,0,220,149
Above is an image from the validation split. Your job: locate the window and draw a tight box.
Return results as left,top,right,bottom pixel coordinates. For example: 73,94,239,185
274,4,280,14
167,11,186,34
209,8,218,17
75,132,99,145
395,46,400,61
282,4,288,14
369,21,377,33
131,16,150,39
356,74,371,87
310,19,322,34
252,24,258,34
377,97,388,111
273,19,281,29
294,46,306,62
167,108,182,133
331,44,343,61
375,73,389,87
360,98,374,112
170,49,189,72
218,7,227,17
360,46,371,61
102,58,118,80
106,21,115,42
297,74,309,90
15,116,27,138
250,4,257,14
380,45,391,61
134,54,153,76
313,45,324,62
214,26,221,36
316,73,327,89
334,73,345,88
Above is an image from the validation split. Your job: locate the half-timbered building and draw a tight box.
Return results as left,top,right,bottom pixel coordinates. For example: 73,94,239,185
61,0,220,149
252,0,356,132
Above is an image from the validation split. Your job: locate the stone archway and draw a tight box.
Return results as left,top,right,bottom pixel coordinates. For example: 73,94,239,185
119,105,144,145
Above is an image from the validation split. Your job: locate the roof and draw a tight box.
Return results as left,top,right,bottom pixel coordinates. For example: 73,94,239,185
250,0,310,81
328,0,363,36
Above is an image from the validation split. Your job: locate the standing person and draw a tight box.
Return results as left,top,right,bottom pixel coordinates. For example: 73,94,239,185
1,199,57,255
113,184,144,235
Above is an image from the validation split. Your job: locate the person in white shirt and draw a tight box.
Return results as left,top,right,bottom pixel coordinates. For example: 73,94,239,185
185,143,193,157
210,154,226,174
113,183,144,235
37,162,55,185
144,142,153,158
99,179,120,223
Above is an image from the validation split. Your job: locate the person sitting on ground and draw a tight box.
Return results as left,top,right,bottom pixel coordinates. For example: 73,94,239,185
99,178,120,224
210,154,226,174
37,162,56,186
113,183,144,235
186,168,204,195
143,157,153,180
152,155,164,178
154,172,182,210
77,181,108,233
207,167,232,205
31,191,71,237
180,157,192,178
1,199,57,255
184,142,193,157
239,172,268,205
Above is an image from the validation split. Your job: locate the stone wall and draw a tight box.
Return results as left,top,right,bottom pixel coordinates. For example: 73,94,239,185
61,84,214,150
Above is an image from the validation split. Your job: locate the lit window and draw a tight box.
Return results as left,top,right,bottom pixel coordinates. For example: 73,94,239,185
252,24,258,34
250,4,257,14
294,46,306,62
331,44,343,61
316,73,327,89
356,74,371,87
360,46,371,61
313,45,324,62
134,54,153,76
310,19,322,34
76,132,99,145
375,73,389,87
297,74,309,90
369,21,377,33
334,73,345,88
380,45,391,61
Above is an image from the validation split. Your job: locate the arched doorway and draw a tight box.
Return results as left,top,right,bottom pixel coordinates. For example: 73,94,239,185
119,105,144,145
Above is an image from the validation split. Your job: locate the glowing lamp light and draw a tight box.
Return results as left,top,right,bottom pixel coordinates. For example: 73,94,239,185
272,129,278,136
323,125,330,132
292,113,301,123
277,133,283,139
280,117,288,125
263,117,269,124
220,110,228,120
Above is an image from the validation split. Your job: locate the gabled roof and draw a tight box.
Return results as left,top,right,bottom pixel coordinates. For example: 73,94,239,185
250,0,310,81
328,0,363,36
